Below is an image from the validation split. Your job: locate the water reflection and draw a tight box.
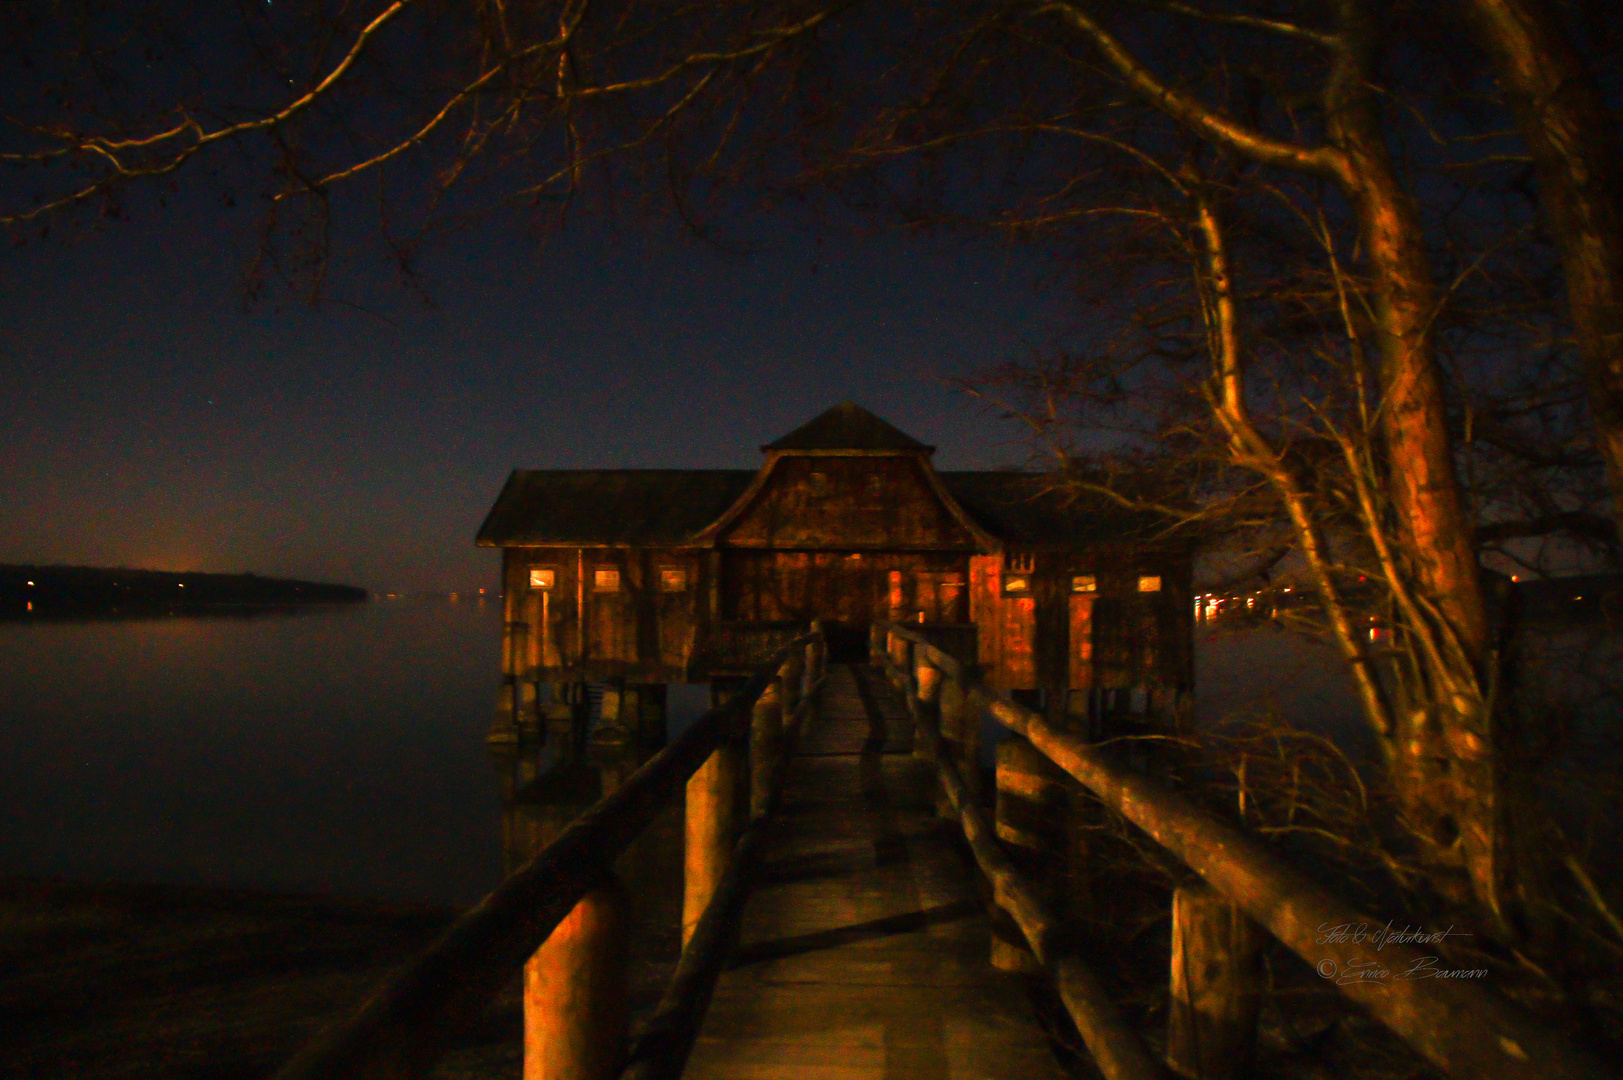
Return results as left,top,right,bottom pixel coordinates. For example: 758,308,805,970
488,684,680,878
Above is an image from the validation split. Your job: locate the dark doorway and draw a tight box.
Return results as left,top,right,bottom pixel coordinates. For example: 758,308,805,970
824,621,870,662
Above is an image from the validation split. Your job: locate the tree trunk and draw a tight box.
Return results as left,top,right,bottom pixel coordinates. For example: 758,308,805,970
1462,0,1623,538
1049,0,1510,919
1323,0,1500,914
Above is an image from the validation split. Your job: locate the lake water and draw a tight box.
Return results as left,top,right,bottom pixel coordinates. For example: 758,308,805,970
0,605,1366,908
0,600,512,907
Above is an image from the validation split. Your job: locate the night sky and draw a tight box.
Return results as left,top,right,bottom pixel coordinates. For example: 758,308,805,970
3,193,1077,594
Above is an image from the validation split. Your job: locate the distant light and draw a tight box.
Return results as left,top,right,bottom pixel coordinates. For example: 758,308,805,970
26,601,32,612
26,581,34,586
178,583,185,588
1511,575,1519,582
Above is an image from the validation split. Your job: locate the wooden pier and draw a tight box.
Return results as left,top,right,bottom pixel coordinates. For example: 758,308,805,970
264,624,1609,1080
683,662,1063,1080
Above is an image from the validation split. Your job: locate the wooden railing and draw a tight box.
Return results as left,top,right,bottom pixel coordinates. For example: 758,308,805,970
872,620,1612,1080
273,625,827,1080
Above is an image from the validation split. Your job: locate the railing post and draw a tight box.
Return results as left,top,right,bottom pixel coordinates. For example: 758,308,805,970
913,657,941,765
888,638,912,698
779,651,804,719
941,672,982,805
869,621,884,666
523,871,630,1080
1167,881,1265,1080
599,682,626,738
539,702,573,759
991,736,1068,973
807,621,826,683
684,725,745,947
750,677,785,818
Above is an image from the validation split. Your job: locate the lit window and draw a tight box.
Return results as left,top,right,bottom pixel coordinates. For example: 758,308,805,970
594,568,620,592
660,567,687,593
529,568,556,590
1137,575,1162,593
1003,575,1031,596
1072,574,1097,593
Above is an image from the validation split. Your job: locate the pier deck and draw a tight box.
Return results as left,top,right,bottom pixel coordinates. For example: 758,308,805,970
683,664,1067,1080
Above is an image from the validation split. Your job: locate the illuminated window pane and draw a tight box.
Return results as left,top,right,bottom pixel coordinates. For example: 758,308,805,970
1138,575,1162,593
1003,575,1031,595
1072,574,1097,593
660,568,687,593
594,568,620,592
529,568,555,590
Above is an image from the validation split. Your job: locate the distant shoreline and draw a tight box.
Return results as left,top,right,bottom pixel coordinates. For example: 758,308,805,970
1,564,368,620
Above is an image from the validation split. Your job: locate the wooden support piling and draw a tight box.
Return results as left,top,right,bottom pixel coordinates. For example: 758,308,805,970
541,703,575,759
632,683,669,749
1166,881,1264,1080
523,872,630,1080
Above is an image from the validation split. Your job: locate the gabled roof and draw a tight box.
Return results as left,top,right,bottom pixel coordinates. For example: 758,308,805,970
762,401,934,453
476,470,755,547
477,407,1176,550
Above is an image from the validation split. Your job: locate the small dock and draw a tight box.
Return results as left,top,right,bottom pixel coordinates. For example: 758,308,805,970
684,664,1066,1080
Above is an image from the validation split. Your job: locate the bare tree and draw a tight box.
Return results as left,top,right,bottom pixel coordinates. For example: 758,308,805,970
5,0,1618,929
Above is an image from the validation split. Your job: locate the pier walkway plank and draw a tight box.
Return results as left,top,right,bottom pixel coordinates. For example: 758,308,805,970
683,663,1068,1080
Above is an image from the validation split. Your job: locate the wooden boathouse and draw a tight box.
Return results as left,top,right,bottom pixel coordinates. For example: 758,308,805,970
477,401,1194,739
267,406,1593,1080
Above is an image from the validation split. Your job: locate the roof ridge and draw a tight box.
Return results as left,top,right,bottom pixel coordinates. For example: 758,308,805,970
762,401,933,452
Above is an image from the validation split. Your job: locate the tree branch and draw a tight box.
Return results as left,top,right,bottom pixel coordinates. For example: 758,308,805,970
1034,0,1346,180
